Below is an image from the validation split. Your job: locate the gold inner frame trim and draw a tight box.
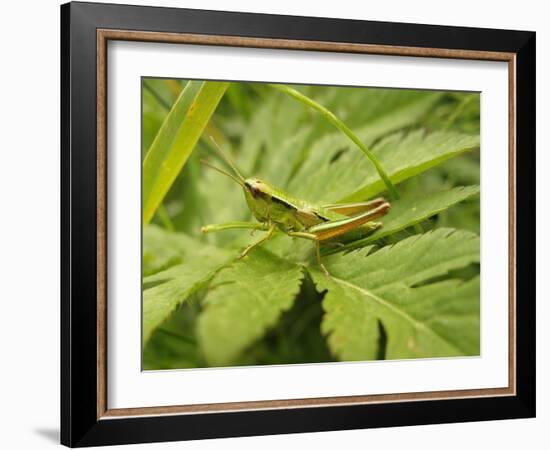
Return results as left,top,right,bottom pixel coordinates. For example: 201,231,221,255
96,28,517,420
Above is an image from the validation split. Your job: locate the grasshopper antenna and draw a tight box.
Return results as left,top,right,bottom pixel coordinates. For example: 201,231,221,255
209,136,246,183
200,159,244,187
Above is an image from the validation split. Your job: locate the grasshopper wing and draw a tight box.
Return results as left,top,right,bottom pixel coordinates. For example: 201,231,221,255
321,198,387,217
308,202,390,241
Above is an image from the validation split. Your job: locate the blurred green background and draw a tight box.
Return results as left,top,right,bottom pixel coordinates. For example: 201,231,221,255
142,79,480,370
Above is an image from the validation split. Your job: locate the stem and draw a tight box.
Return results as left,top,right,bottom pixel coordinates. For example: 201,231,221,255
269,84,400,200
156,203,175,232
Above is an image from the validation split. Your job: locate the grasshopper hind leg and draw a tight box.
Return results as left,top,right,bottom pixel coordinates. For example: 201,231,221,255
286,231,331,276
316,241,330,277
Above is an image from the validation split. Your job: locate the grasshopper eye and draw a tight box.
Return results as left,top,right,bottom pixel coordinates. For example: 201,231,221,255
245,180,261,198
250,185,261,198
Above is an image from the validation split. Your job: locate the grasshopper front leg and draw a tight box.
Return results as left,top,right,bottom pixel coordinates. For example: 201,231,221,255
239,224,276,258
201,221,272,234
201,221,276,258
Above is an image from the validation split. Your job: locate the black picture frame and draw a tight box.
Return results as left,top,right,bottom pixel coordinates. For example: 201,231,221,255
61,1,535,447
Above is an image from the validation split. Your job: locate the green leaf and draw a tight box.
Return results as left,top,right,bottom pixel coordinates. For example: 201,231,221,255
289,130,479,204
342,130,480,202
198,249,304,366
289,85,442,145
338,185,480,251
234,93,310,185
233,88,441,193
142,238,234,345
143,224,197,275
143,301,203,370
310,228,479,360
399,277,480,355
143,81,229,224
271,84,400,199
315,86,442,131
352,91,443,142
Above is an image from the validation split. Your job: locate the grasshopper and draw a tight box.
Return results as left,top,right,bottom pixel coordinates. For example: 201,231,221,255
201,139,390,275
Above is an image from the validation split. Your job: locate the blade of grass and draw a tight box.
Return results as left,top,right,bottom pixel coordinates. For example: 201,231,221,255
269,83,400,200
143,81,230,224
142,83,215,233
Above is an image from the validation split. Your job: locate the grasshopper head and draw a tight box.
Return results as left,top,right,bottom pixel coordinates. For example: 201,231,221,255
244,178,272,199
243,177,279,223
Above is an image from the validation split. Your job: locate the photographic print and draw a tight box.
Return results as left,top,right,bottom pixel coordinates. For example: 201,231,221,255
142,79,481,370
62,4,535,444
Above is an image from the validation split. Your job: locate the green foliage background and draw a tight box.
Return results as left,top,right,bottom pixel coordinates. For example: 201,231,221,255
142,79,481,369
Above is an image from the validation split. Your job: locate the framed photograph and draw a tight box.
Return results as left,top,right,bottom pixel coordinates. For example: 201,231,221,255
61,1,535,447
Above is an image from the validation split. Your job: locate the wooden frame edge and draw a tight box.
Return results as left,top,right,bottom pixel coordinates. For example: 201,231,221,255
101,387,515,419
95,28,517,420
97,28,108,419
98,29,515,61
508,55,517,395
